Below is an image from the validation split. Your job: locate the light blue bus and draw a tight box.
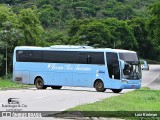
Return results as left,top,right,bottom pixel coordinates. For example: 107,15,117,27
13,45,142,93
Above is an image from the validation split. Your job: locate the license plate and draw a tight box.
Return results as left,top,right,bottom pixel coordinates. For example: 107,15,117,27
131,85,135,88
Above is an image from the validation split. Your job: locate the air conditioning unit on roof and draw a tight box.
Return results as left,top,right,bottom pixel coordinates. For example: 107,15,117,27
50,45,93,49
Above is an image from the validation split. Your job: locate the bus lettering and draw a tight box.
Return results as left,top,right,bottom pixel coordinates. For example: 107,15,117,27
48,64,91,71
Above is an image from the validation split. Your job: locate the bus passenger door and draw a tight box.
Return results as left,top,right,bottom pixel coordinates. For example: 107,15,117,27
106,52,120,80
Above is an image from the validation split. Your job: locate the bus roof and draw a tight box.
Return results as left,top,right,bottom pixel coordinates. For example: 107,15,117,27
14,46,136,53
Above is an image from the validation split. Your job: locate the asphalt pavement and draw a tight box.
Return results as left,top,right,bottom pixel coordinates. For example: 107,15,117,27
0,64,160,120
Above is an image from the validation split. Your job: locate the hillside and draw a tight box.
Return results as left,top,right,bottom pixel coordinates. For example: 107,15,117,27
0,0,159,75
0,0,157,29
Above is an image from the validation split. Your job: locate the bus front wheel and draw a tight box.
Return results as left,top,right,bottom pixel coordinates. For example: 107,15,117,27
95,80,106,92
111,89,122,93
51,86,62,89
35,77,47,89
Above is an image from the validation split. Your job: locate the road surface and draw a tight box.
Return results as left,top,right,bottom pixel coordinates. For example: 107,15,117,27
142,64,160,89
0,65,160,119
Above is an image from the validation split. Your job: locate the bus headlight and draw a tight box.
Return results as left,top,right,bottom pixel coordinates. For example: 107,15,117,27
121,80,128,84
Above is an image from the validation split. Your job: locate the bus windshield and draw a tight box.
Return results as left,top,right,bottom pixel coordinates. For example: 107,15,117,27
119,53,142,80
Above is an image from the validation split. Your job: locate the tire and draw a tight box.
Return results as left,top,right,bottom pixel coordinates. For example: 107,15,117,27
51,86,62,89
95,80,106,92
111,89,122,93
35,77,47,89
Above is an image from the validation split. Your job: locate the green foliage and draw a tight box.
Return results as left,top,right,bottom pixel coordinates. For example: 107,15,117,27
69,18,137,50
77,21,112,47
0,5,46,75
149,1,160,43
0,5,21,74
102,1,134,20
147,1,160,60
45,29,69,45
39,5,57,28
0,0,160,76
0,53,3,68
71,1,97,19
18,7,45,46
127,17,153,58
103,18,138,50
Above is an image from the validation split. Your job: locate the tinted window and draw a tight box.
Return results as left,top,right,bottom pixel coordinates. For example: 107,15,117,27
16,50,42,62
78,52,104,64
78,52,87,64
106,52,120,79
30,51,42,62
16,50,104,65
119,53,138,61
106,53,119,65
43,51,79,63
16,50,31,62
87,52,104,64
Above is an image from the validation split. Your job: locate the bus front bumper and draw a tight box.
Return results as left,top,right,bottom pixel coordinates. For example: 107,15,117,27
122,83,141,89
121,79,141,89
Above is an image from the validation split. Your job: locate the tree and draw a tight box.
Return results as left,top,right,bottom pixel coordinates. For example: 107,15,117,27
0,5,18,27
39,4,57,28
0,41,4,69
148,1,160,45
0,21,24,73
147,1,160,60
18,7,46,46
68,18,94,37
0,5,21,75
45,29,69,45
114,4,134,20
76,20,112,47
71,1,97,19
69,18,137,49
127,17,153,58
68,19,109,46
103,18,138,50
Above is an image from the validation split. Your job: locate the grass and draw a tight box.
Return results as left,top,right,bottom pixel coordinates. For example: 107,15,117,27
0,77,33,89
58,88,160,119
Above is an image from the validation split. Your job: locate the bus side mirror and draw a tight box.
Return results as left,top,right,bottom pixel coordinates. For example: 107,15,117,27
120,60,125,69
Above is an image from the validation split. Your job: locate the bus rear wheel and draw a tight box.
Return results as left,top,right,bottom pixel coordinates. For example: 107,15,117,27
111,89,122,93
51,86,62,89
95,80,106,92
35,77,47,89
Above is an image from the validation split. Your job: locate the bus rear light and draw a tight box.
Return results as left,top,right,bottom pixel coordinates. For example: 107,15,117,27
15,77,22,82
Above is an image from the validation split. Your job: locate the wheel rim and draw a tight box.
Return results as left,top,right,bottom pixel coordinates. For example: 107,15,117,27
97,82,103,89
37,80,42,88
95,80,105,92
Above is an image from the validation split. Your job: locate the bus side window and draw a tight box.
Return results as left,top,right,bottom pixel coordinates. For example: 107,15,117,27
16,50,31,62
30,51,42,62
78,52,87,64
78,52,93,64
78,52,105,65
87,52,104,65
87,55,92,64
